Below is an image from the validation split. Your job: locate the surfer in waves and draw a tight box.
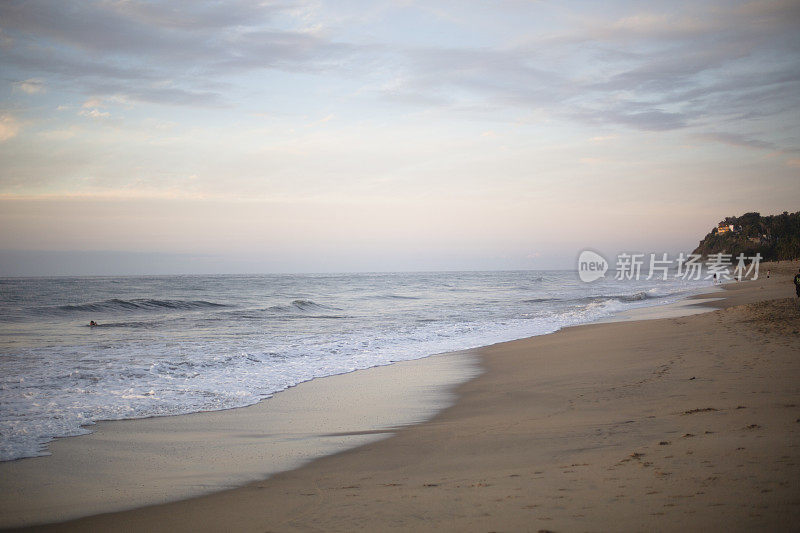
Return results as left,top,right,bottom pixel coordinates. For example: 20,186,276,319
89,320,98,327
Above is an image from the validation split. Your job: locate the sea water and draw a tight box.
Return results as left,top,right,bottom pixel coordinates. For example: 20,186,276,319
0,270,711,461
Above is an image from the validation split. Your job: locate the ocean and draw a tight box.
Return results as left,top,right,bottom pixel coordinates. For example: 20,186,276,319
0,270,712,461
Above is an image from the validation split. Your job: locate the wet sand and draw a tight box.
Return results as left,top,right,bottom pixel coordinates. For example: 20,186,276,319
6,263,800,532
0,352,480,527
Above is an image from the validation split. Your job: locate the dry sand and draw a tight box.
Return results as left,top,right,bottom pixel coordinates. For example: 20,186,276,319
7,263,800,532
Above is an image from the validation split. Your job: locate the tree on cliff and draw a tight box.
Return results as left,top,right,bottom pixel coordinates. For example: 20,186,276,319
693,211,800,260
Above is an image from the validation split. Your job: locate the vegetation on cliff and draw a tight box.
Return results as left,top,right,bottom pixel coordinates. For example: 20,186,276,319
692,211,800,260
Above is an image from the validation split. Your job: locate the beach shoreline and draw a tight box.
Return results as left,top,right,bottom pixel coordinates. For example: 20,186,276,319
0,349,482,528
0,271,714,527
5,263,800,531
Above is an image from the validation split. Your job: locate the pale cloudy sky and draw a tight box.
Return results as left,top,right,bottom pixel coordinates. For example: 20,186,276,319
0,0,798,274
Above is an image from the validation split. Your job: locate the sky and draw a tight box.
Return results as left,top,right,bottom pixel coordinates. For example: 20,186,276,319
0,0,798,275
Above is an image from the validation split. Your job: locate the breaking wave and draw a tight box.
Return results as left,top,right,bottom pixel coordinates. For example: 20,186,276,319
55,299,229,314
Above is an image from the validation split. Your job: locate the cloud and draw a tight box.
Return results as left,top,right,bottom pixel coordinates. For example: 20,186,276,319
698,131,780,152
305,114,334,127
0,1,275,57
79,108,111,119
735,0,800,24
0,0,797,139
0,28,11,48
39,128,77,141
106,0,283,31
367,2,800,133
0,1,356,108
606,110,687,131
79,97,110,119
13,78,45,94
0,114,20,141
82,97,103,109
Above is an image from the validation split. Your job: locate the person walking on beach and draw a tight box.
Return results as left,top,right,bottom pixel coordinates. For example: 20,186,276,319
794,269,800,300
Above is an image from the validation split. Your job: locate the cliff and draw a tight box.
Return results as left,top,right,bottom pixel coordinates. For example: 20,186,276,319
692,211,800,260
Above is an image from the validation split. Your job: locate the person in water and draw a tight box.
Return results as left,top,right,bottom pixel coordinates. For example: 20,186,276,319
89,320,98,327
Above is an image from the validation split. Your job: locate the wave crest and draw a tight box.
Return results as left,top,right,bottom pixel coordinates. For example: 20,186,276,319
267,300,337,312
57,299,228,313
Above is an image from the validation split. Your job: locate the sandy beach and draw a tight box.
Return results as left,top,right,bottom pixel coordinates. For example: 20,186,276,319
0,353,481,527
6,263,800,532
4,1,799,530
